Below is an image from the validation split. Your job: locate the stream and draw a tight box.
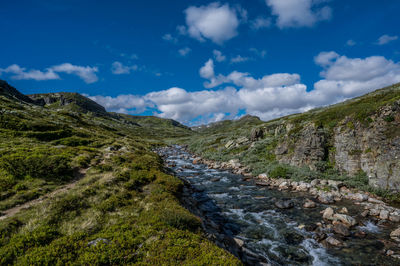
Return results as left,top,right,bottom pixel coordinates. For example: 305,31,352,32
157,145,399,265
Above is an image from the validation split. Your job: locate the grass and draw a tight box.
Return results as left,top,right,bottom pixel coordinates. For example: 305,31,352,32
0,82,241,265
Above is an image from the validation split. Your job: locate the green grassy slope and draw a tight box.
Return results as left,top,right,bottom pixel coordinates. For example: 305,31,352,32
0,80,240,265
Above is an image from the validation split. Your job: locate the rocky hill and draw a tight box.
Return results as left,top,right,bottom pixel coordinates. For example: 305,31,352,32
184,82,400,193
28,92,108,115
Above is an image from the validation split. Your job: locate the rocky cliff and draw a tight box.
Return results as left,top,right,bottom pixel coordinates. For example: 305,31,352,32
273,85,400,190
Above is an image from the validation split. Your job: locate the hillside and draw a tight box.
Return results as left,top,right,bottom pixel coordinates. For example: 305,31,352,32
183,82,400,198
0,80,239,265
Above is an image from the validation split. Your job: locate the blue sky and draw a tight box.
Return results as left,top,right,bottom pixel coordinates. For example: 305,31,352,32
1,0,400,125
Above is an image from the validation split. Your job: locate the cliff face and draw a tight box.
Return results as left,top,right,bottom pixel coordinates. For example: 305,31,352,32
274,98,400,190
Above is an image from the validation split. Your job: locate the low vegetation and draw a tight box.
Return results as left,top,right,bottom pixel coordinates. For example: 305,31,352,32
0,81,240,265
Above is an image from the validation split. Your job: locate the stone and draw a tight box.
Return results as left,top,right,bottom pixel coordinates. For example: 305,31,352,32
297,182,310,192
322,207,334,220
310,179,320,186
339,207,348,214
386,250,395,256
379,210,390,220
258,173,268,179
369,208,381,216
275,199,294,209
333,214,357,227
333,223,350,236
361,210,369,217
368,198,385,204
234,237,245,247
236,137,249,145
326,236,343,246
318,193,335,204
225,140,235,149
279,181,290,190
390,227,400,241
353,193,369,202
389,214,400,222
250,127,264,141
303,199,317,208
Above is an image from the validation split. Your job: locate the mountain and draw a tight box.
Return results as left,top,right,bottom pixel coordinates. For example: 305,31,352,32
0,80,238,265
184,82,400,192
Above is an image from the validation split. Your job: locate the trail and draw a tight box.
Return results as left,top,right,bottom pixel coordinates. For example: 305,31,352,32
0,168,87,221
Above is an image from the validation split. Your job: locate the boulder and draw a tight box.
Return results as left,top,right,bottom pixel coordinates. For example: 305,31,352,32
333,214,357,227
379,210,389,220
389,214,400,222
318,193,335,204
303,199,317,208
333,223,350,236
250,127,264,141
390,227,400,241
275,199,294,209
225,140,235,149
322,207,334,220
326,236,343,246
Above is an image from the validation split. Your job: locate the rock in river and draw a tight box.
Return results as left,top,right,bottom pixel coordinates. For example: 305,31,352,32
275,199,294,209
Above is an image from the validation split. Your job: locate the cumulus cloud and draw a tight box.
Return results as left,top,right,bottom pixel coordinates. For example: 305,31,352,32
0,63,98,83
183,2,241,44
266,0,332,28
377,34,398,45
88,52,400,125
111,61,138,75
88,94,149,114
178,47,191,57
213,50,226,62
313,52,400,103
0,64,60,81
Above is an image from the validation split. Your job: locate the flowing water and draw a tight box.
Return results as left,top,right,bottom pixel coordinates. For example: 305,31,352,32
158,146,399,266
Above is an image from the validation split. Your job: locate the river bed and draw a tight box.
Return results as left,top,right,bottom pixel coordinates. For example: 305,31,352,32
157,146,399,265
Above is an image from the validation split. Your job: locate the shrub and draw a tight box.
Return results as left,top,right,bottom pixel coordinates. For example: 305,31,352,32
54,136,92,147
0,170,16,192
269,165,290,179
0,153,72,181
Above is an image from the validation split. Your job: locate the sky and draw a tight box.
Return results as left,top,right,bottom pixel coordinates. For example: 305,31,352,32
1,0,400,125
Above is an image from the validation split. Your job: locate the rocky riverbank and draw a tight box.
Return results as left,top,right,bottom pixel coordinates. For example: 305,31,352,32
185,148,400,261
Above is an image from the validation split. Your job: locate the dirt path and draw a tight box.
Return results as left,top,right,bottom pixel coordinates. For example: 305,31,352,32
0,168,88,221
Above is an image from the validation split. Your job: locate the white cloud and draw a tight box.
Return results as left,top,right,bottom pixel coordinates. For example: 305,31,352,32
377,34,398,45
178,47,192,57
145,86,241,122
88,94,149,114
88,52,400,125
266,0,332,28
0,63,98,83
213,50,226,62
314,51,339,66
49,63,99,83
184,2,241,44
199,59,215,80
111,61,138,75
313,52,400,103
0,64,60,81
230,55,250,64
250,17,271,30
346,39,356,46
